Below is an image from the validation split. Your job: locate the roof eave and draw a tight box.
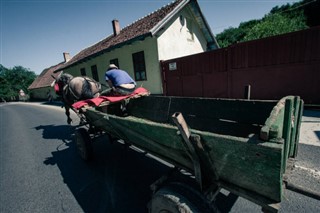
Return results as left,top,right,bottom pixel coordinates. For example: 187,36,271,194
190,0,220,49
56,32,152,72
150,0,190,36
150,0,219,49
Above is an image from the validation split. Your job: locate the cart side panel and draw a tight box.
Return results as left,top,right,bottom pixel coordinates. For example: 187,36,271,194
198,132,283,202
128,96,276,138
114,115,283,202
85,110,194,169
84,95,303,204
128,96,276,125
169,97,276,125
260,96,302,173
86,109,284,202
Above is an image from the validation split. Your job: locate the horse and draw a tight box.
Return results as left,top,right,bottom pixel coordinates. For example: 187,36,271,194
52,72,102,124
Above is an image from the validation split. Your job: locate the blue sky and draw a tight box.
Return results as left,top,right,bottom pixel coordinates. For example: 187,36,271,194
0,0,300,74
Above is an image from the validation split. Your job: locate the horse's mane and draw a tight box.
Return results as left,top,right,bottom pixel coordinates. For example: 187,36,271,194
59,73,73,85
81,78,94,99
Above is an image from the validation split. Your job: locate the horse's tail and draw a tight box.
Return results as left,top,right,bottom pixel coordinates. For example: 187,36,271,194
81,78,94,99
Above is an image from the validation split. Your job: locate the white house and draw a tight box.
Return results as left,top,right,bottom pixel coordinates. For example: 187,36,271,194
57,0,219,95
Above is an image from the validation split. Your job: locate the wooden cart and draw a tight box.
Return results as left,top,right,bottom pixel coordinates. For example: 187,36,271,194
73,95,303,213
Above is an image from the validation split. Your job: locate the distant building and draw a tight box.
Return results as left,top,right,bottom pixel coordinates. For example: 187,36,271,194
28,53,70,101
57,0,219,95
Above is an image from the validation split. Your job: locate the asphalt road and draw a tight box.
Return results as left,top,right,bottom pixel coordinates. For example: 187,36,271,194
0,102,319,213
0,102,171,212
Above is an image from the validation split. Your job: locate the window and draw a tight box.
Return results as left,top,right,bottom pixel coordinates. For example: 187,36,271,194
80,68,86,76
91,65,99,81
132,51,147,81
110,58,119,68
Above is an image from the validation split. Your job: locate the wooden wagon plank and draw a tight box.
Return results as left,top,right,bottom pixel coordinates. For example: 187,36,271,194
85,108,284,202
81,95,302,205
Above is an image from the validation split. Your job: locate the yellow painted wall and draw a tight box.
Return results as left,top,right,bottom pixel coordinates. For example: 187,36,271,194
65,37,163,94
29,87,57,100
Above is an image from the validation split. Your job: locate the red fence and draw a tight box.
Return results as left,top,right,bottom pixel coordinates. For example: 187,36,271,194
161,27,320,104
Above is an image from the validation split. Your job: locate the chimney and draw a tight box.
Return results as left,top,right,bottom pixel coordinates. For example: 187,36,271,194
112,19,120,36
63,52,71,62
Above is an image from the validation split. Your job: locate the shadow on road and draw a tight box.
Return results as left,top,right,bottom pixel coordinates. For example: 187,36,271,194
34,124,243,212
35,124,75,143
39,128,172,212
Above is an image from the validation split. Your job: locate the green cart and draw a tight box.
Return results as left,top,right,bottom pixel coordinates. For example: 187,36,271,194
74,95,303,213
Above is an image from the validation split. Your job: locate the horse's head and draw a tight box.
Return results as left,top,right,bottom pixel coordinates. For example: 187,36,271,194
51,72,73,96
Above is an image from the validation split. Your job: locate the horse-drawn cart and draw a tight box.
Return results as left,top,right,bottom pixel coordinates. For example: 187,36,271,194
72,93,303,213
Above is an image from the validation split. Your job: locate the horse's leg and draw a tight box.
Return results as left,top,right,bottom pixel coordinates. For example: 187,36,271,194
65,105,72,124
62,86,73,124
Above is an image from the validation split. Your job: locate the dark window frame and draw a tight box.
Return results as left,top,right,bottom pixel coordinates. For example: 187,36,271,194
80,68,86,76
110,58,119,68
132,51,147,81
91,65,99,81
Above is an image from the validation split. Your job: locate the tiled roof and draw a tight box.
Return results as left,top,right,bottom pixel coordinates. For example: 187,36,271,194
28,62,64,90
59,0,186,70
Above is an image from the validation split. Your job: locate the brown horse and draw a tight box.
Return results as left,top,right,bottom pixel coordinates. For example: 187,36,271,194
52,72,102,124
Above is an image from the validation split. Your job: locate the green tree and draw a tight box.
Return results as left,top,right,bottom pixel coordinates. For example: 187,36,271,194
244,12,307,41
0,76,15,101
215,27,241,48
0,64,37,101
216,20,260,48
302,0,320,27
215,0,311,47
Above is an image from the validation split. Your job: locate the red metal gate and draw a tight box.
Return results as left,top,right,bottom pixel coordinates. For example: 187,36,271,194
161,27,320,104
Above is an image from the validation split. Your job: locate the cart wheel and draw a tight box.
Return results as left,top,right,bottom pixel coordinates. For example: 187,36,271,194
74,128,93,161
149,183,215,213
